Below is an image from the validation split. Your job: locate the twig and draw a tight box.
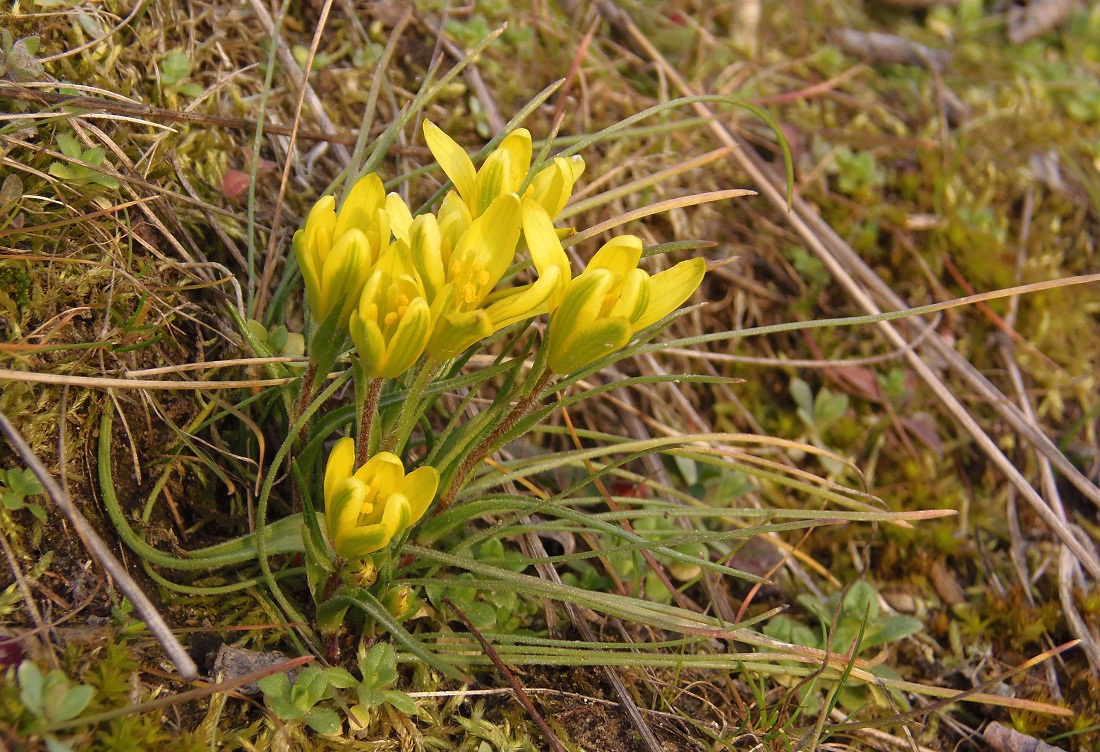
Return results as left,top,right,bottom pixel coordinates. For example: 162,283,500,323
444,598,568,752
0,410,198,680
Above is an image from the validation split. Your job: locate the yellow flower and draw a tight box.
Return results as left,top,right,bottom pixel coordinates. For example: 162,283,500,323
323,438,439,560
540,230,706,374
293,173,392,329
423,119,585,220
402,193,560,360
349,247,432,379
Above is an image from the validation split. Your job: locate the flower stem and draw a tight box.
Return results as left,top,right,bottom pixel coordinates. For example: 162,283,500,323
385,359,440,454
436,368,553,514
356,377,384,467
295,362,318,429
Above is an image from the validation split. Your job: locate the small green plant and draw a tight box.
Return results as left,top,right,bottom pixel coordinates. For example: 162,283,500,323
158,51,203,98
1,466,45,521
832,146,886,199
257,665,341,734
16,661,95,752
48,133,119,190
331,643,417,727
0,31,43,82
764,581,923,713
790,376,850,473
258,644,416,735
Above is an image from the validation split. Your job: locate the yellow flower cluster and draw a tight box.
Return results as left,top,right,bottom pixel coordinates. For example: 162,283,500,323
293,119,705,378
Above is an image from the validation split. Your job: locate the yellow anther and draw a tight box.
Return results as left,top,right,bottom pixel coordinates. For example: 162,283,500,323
384,312,399,326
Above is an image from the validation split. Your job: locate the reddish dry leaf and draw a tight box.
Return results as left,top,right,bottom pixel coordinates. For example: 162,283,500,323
222,169,252,200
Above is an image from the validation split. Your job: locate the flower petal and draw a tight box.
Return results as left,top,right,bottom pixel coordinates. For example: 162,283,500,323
587,235,643,280
324,437,356,517
399,466,440,524
483,268,558,329
354,452,405,498
349,308,387,378
382,296,431,378
424,120,477,211
428,308,494,360
546,269,614,371
608,268,650,324
386,193,414,243
548,316,633,374
409,215,446,302
476,128,531,214
333,173,385,241
529,155,585,218
450,193,522,303
522,201,571,311
631,257,706,331
329,477,368,556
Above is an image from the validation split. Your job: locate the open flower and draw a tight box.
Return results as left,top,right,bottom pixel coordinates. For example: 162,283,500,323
293,173,392,329
349,247,432,379
540,231,706,374
323,438,439,560
398,193,560,360
423,119,585,221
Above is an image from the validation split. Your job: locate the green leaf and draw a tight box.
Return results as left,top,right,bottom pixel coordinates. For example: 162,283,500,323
322,667,358,689
305,707,341,734
56,134,82,160
18,661,45,717
379,689,417,716
864,615,923,649
257,673,291,702
53,685,93,723
161,51,191,86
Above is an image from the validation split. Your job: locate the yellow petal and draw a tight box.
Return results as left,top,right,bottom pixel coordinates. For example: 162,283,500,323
449,193,522,307
546,269,614,371
333,173,385,241
293,231,323,326
331,477,369,547
320,229,374,327
424,120,477,211
324,437,356,518
399,466,440,524
354,452,405,499
350,309,387,378
404,220,439,297
476,128,531,214
334,492,411,558
587,235,643,281
522,201,571,311
631,257,706,331
428,309,494,360
386,192,414,243
529,155,585,218
608,268,650,324
381,296,431,378
484,268,558,329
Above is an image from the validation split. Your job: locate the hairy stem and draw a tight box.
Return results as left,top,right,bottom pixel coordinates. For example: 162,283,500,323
356,376,384,466
436,369,554,514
